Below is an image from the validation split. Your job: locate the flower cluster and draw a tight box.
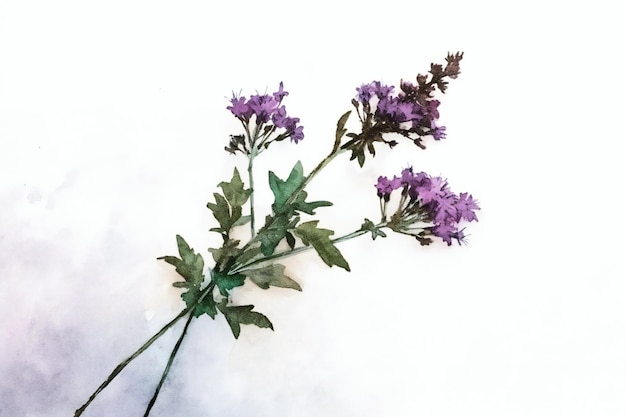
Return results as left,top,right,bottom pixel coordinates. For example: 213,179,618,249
342,52,464,166
355,81,446,140
376,166,479,246
225,82,304,155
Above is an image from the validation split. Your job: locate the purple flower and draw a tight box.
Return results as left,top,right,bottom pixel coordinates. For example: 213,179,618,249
425,100,441,119
356,83,375,104
227,96,250,120
273,82,289,102
289,125,304,143
375,175,401,200
432,125,447,141
356,81,394,104
455,192,480,222
271,105,289,128
247,94,279,123
433,223,465,246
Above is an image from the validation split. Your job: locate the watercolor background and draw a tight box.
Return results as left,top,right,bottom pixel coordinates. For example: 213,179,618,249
1,1,625,416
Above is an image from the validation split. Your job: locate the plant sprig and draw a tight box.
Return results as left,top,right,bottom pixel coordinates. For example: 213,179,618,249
75,52,479,417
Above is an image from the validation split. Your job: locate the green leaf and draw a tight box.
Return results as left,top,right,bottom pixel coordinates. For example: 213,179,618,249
158,235,205,287
206,192,231,234
212,269,246,297
207,169,252,236
242,263,302,291
235,246,263,267
259,214,294,257
193,294,217,319
291,191,333,215
233,215,251,227
294,221,351,271
360,218,387,240
218,302,274,339
208,239,241,271
333,110,352,152
268,161,305,214
219,168,251,209
158,235,208,314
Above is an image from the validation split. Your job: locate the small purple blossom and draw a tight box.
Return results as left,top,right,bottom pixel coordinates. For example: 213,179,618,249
356,81,394,104
273,81,289,102
456,192,480,222
227,96,250,119
375,175,401,200
432,125,447,141
290,125,304,143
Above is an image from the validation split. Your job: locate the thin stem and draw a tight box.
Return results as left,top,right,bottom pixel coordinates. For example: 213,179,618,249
75,279,216,417
231,226,377,274
248,149,257,238
143,312,195,417
74,307,191,417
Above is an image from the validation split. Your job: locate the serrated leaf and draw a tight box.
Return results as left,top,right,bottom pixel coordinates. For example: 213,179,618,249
193,294,217,319
219,168,251,208
259,214,291,257
242,263,302,291
259,228,287,256
208,239,241,271
207,169,252,236
360,218,387,240
158,235,205,286
206,192,231,233
218,302,274,339
294,221,351,271
268,161,305,214
158,235,207,313
212,269,246,297
292,191,333,215
181,286,201,308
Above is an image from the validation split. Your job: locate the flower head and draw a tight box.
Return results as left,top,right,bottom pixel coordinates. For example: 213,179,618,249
344,53,463,167
226,82,304,154
376,166,479,245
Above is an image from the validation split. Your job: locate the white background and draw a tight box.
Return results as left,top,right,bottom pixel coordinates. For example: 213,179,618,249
1,1,625,416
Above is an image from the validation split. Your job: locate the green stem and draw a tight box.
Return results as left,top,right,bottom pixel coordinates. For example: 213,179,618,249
248,148,257,238
73,307,191,417
143,312,195,417
231,225,378,274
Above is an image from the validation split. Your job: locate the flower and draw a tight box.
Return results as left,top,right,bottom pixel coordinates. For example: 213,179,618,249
375,175,401,201
273,81,289,102
227,96,250,120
